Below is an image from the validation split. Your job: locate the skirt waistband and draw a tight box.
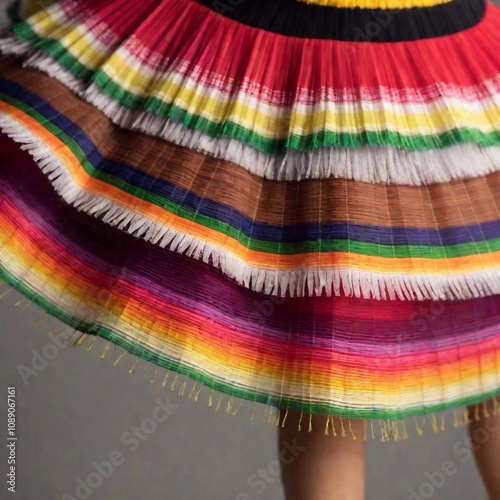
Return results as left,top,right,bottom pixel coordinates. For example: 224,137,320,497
195,0,486,41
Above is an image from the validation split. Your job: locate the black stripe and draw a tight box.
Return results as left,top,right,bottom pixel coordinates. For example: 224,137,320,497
194,0,486,41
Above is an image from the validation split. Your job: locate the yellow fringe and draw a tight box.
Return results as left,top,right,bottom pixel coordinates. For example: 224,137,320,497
214,394,223,413
170,373,179,392
102,343,113,359
24,331,500,440
348,419,357,440
188,380,197,398
113,351,127,366
250,402,258,421
297,410,304,432
72,333,89,347
401,420,410,440
87,337,97,352
274,408,282,427
2,285,500,443
150,367,158,384
280,407,289,427
331,416,338,437
177,380,187,396
193,383,203,402
128,359,139,375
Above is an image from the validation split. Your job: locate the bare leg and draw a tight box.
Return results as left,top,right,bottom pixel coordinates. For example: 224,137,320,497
277,409,366,500
467,397,500,500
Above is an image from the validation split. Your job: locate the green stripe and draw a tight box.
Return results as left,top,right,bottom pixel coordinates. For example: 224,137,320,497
13,21,96,80
2,90,500,258
11,21,500,155
0,265,499,420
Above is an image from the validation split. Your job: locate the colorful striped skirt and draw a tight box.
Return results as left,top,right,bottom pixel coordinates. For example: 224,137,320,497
0,0,499,441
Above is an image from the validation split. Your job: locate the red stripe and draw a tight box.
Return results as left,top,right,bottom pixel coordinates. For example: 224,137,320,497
70,0,500,93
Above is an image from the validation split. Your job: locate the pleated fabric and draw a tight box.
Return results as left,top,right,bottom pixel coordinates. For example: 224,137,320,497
0,0,499,440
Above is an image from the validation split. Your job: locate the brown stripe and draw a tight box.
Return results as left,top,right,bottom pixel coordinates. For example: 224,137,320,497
3,58,500,230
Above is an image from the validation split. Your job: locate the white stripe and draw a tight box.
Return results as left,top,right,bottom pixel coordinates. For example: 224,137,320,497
2,247,498,422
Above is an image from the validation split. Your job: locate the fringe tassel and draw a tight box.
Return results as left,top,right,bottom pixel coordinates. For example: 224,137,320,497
1,114,499,302
1,36,500,185
55,331,500,441
83,82,500,185
1,278,500,442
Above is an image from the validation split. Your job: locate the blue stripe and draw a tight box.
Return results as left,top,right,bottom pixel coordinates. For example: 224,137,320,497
1,78,499,246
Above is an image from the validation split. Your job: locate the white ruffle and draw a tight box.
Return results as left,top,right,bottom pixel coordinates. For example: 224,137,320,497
1,34,500,185
2,113,500,301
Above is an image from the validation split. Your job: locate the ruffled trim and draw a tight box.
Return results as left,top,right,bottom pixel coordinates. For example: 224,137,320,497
0,0,499,446
84,90,500,184
2,50,500,183
13,55,493,185
1,137,500,436
0,0,499,153
2,112,500,300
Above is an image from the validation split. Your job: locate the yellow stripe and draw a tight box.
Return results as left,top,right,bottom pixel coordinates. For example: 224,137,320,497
28,9,111,69
1,231,498,397
25,7,500,138
296,0,451,8
103,54,500,137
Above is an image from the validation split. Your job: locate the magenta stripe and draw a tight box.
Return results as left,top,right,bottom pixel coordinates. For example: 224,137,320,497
1,134,499,358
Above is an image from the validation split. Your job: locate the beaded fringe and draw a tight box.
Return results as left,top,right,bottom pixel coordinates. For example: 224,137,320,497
2,279,499,443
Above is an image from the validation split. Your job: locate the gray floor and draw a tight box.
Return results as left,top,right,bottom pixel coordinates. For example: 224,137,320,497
0,287,491,500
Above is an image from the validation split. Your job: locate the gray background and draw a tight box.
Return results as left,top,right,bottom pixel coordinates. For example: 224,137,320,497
1,1,500,497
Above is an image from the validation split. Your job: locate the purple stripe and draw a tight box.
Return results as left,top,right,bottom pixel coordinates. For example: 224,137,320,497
1,134,499,356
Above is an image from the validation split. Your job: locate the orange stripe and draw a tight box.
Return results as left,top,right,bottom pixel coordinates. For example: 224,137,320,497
0,198,498,395
2,102,499,274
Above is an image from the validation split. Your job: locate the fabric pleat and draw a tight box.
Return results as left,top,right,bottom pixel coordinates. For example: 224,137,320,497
0,57,499,300
0,0,499,439
0,0,499,154
2,134,499,424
